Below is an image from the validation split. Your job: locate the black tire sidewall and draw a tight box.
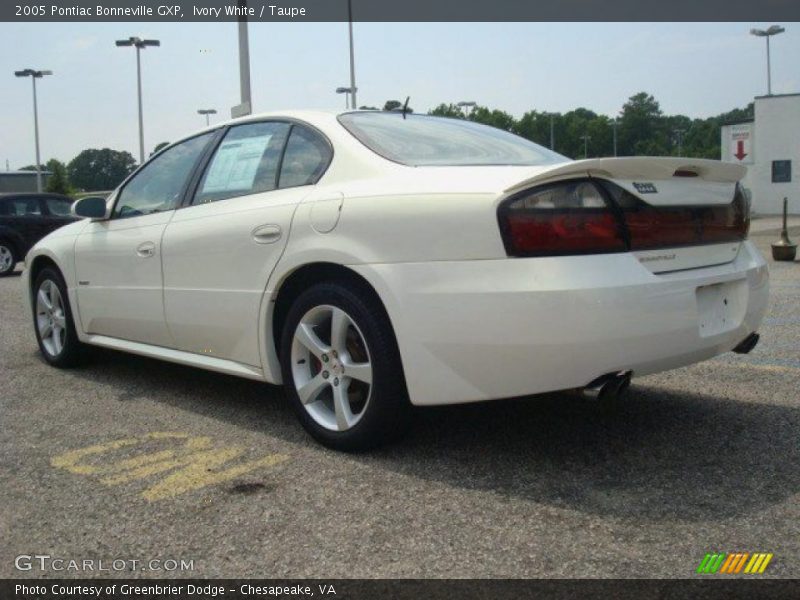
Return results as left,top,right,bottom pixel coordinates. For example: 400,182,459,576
280,281,410,451
32,267,83,367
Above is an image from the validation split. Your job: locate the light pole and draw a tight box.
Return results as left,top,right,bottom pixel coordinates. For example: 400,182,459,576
116,37,160,164
347,0,358,109
612,118,618,157
580,134,591,159
336,87,355,109
197,109,217,126
750,25,785,96
14,69,52,192
673,128,686,157
457,101,476,118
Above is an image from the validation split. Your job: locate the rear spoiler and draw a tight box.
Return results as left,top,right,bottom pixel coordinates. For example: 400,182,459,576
504,157,747,196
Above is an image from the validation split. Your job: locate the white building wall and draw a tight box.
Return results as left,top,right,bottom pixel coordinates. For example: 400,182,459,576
721,93,799,215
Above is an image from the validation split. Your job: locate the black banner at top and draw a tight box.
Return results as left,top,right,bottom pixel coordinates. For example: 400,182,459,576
3,0,800,22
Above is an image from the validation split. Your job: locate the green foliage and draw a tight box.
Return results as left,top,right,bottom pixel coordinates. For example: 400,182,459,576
152,142,170,156
44,158,71,195
427,92,753,160
67,148,137,192
383,99,413,113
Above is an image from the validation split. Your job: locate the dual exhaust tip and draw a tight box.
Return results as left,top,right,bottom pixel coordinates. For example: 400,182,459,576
583,370,632,402
582,332,760,401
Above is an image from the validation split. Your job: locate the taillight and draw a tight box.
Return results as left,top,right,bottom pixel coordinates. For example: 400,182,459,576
497,180,626,256
498,180,749,257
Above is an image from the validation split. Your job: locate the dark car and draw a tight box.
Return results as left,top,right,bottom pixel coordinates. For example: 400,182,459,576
0,193,78,276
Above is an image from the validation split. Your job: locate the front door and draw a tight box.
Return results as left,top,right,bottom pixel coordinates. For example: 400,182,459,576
74,132,214,345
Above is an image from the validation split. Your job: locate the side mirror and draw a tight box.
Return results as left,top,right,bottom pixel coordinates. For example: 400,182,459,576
72,196,108,220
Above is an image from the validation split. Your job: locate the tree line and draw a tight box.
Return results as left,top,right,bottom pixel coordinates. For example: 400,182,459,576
426,92,752,160
23,91,751,196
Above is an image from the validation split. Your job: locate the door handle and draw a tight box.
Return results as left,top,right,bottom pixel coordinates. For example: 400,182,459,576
252,224,282,245
136,241,156,258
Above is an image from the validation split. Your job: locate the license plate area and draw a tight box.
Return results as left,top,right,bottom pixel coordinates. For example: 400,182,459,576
696,280,747,337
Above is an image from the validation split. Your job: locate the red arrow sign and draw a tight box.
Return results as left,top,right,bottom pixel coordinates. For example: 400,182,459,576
734,139,748,161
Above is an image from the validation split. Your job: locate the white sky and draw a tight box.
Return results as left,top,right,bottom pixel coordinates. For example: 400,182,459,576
0,21,797,168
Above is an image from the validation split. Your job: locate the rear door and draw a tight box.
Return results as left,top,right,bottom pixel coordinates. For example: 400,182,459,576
161,120,333,366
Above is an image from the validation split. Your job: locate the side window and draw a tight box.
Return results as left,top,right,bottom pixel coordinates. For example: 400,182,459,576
10,199,41,216
278,126,332,189
194,122,290,205
46,198,72,216
113,132,213,219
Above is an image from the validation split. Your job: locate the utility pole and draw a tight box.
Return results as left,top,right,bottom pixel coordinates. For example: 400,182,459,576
673,128,686,157
116,37,160,164
14,68,52,192
612,119,618,157
549,114,555,150
580,134,591,159
347,0,357,109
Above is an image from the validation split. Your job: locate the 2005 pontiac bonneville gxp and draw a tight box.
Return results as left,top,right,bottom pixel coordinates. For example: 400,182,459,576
23,111,769,450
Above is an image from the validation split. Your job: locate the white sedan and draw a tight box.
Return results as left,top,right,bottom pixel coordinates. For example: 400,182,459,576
23,110,769,449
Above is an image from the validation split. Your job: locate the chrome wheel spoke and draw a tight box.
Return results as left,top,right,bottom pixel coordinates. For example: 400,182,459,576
40,322,53,339
38,288,52,311
333,382,354,431
330,307,351,354
295,323,329,358
52,327,63,354
342,360,372,385
297,372,329,405
53,312,66,328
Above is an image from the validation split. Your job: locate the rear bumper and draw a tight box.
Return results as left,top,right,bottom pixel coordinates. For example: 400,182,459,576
352,241,769,406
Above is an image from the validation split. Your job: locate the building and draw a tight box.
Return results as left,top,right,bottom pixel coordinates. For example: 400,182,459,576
0,170,52,193
721,93,799,215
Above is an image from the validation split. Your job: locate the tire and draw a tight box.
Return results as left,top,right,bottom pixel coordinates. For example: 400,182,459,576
0,241,16,277
32,267,85,368
280,280,411,451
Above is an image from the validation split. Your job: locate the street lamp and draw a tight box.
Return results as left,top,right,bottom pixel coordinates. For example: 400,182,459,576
116,36,160,164
14,68,52,192
750,25,785,96
673,128,687,157
580,134,591,159
336,87,356,109
456,101,477,118
347,0,358,109
612,118,618,157
197,109,217,126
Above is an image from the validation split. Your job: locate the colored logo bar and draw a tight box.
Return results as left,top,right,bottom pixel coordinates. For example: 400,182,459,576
697,552,773,574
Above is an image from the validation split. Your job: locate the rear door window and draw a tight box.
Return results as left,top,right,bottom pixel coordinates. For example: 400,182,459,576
278,125,332,189
194,122,291,205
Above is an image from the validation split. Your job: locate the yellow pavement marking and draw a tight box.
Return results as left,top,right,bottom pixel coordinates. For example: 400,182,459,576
51,432,289,501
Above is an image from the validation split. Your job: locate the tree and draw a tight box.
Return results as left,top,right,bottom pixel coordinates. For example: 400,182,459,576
618,92,667,156
428,103,466,119
151,142,169,156
468,106,515,131
45,158,71,195
67,148,137,191
382,99,413,113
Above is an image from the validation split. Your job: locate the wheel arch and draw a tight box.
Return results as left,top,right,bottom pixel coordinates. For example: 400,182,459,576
265,261,401,385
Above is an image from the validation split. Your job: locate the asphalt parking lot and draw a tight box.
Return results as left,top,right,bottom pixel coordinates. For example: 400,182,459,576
1,222,799,579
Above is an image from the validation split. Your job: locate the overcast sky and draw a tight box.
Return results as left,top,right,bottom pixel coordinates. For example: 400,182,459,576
1,21,797,169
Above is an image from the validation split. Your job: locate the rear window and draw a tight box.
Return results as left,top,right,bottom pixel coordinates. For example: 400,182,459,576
338,112,567,167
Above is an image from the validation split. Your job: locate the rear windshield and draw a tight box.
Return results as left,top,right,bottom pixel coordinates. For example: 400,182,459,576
338,111,567,167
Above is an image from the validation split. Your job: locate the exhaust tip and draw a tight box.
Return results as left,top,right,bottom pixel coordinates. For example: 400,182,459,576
583,370,632,402
733,333,760,355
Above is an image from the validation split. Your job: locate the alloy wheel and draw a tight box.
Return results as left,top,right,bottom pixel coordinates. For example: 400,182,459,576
0,245,13,273
36,279,67,356
290,305,373,432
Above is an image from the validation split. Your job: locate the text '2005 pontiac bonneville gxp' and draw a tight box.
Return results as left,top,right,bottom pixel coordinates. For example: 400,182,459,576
23,111,768,449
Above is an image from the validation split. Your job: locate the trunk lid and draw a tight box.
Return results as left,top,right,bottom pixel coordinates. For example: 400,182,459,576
502,157,748,274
